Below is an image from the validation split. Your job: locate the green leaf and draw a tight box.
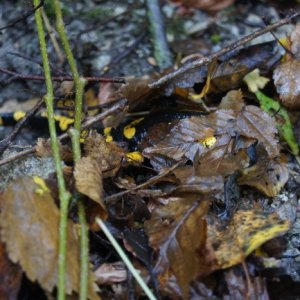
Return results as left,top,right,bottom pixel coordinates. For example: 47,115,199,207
255,91,299,156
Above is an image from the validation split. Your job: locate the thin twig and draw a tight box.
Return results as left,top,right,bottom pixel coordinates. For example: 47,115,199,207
105,159,185,203
0,98,127,167
145,0,173,70
7,52,68,76
149,10,300,89
0,67,125,83
0,0,45,31
0,98,44,155
41,8,65,64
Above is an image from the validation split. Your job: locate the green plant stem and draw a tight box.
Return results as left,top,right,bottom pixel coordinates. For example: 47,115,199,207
95,217,157,300
53,0,86,145
33,1,71,300
78,200,89,300
70,129,89,300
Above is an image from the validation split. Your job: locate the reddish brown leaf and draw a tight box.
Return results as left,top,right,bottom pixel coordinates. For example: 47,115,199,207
173,0,235,11
0,177,99,300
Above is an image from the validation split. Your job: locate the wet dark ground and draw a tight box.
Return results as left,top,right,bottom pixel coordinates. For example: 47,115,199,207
0,0,300,299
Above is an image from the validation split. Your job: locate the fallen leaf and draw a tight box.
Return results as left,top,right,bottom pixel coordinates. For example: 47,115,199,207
74,156,107,219
207,210,290,269
145,198,218,298
255,91,299,156
273,59,300,109
0,177,100,300
94,262,127,285
243,68,270,93
238,156,289,197
84,131,124,177
0,239,22,300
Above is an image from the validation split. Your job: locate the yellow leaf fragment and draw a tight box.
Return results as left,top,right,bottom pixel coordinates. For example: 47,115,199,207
243,69,270,93
208,210,290,269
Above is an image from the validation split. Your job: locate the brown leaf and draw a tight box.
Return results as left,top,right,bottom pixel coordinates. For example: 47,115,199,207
0,177,100,300
74,156,107,219
207,210,290,269
94,262,127,285
208,105,279,158
35,138,73,162
145,198,218,297
84,131,123,178
273,59,300,109
238,158,289,197
0,240,22,300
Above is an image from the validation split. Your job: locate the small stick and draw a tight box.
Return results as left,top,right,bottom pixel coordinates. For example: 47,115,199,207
0,98,127,166
149,10,300,89
41,8,65,64
0,0,45,31
0,67,126,83
105,159,185,203
145,0,173,70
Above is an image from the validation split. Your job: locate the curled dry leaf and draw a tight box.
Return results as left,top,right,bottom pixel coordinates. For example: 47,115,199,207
0,177,99,300
74,156,107,219
84,131,124,178
145,198,218,298
94,262,127,285
207,210,290,269
238,158,289,197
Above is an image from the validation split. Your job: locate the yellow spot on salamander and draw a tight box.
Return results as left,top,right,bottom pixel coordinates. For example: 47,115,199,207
126,151,144,163
123,117,144,140
33,176,49,195
200,136,217,148
123,126,136,139
13,111,26,121
0,117,3,126
54,115,74,131
104,127,113,142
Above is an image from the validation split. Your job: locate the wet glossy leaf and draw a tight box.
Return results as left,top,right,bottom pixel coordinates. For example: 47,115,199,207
207,210,290,269
0,177,99,299
145,198,218,298
238,157,289,197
